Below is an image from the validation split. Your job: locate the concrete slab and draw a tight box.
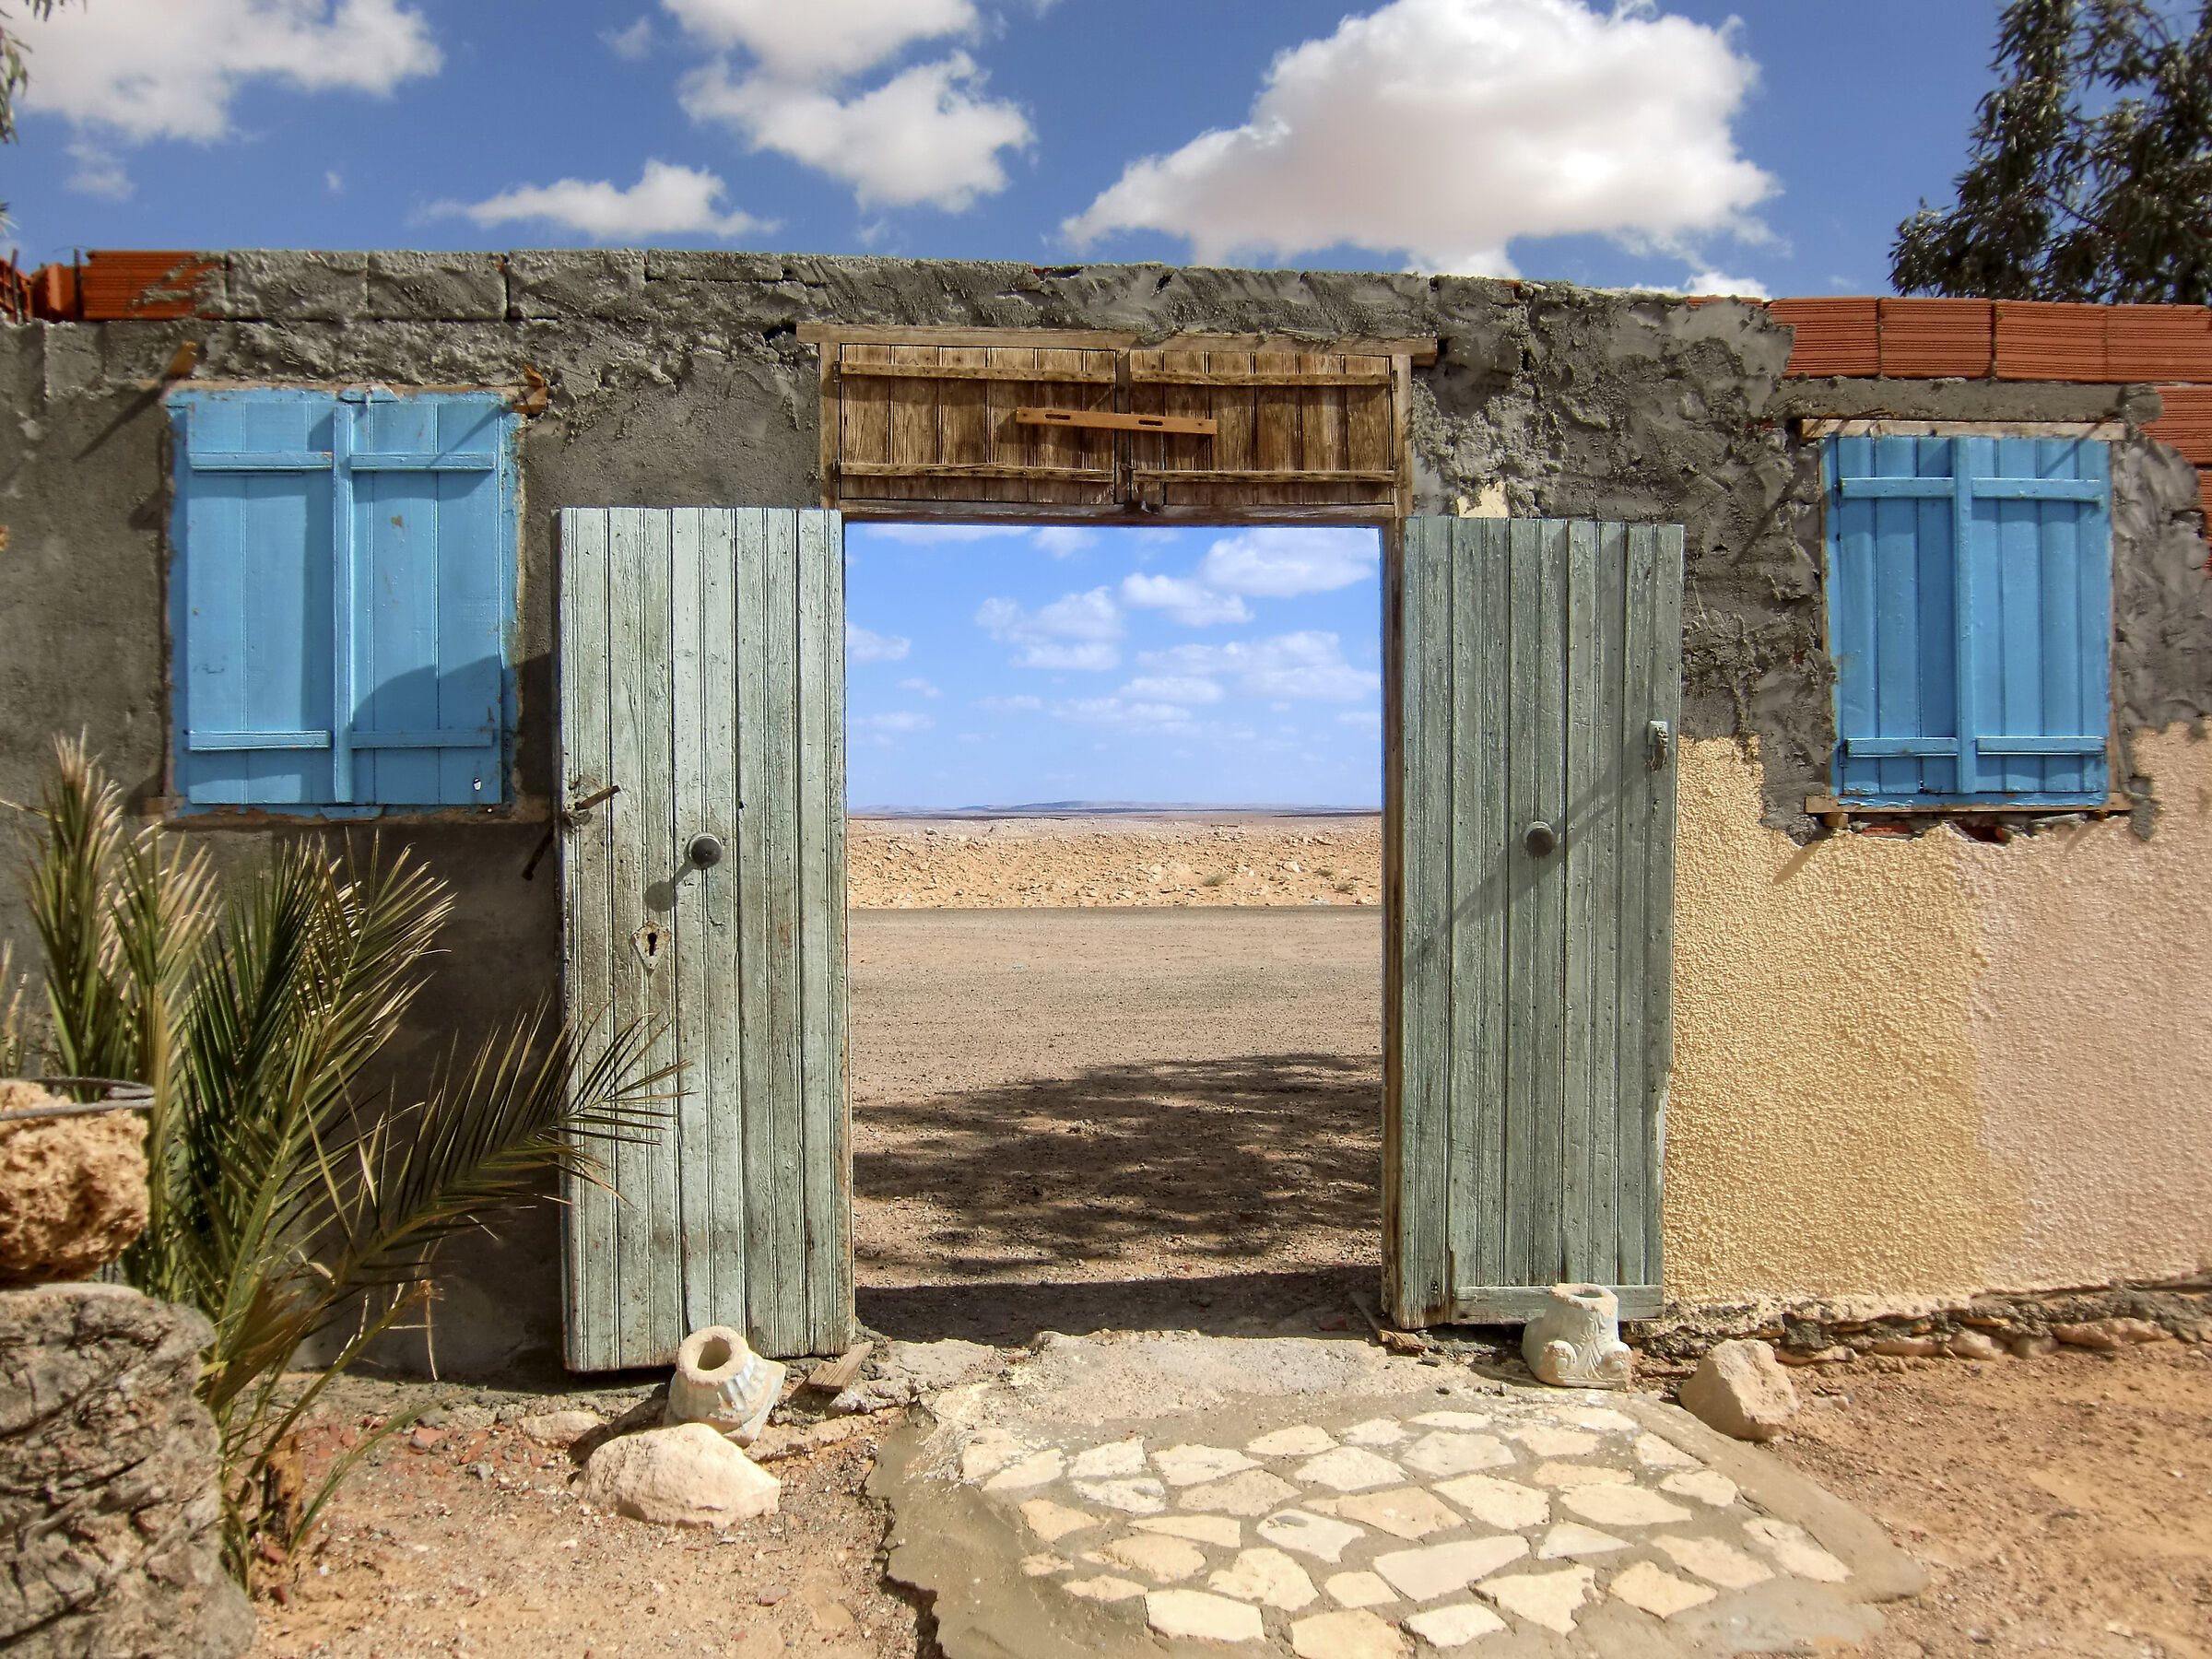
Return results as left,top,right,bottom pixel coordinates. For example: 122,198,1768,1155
876,1333,1924,1658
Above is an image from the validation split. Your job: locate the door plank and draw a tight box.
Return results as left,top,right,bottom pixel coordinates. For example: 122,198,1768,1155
1586,522,1630,1283
1561,520,1601,1285
1616,527,1660,1286
559,508,619,1371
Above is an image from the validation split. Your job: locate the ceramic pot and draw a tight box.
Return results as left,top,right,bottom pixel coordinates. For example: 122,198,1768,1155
665,1325,785,1445
1522,1283,1633,1389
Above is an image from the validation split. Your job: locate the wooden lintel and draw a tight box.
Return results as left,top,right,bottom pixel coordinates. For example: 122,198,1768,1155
799,324,1140,349
1129,369,1395,388
1133,466,1397,486
838,359,1117,384
837,460,1111,482
1018,407,1217,436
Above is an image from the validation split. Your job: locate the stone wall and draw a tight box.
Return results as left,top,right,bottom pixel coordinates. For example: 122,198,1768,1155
0,1283,252,1658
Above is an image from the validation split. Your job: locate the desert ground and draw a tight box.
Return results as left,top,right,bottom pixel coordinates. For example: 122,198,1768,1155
243,814,2210,1659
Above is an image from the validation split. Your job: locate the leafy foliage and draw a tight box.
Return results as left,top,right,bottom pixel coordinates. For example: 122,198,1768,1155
16,740,676,1583
1892,0,2212,302
0,0,58,146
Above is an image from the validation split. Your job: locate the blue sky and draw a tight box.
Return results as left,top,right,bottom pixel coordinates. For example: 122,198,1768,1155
2,1,2031,806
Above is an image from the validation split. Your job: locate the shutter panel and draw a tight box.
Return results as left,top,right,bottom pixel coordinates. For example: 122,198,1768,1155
350,392,516,806
1826,434,2109,806
1127,348,1398,510
171,390,343,807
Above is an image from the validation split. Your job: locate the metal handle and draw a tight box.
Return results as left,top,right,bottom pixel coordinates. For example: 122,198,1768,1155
1647,720,1672,771
688,833,725,869
1524,821,1558,857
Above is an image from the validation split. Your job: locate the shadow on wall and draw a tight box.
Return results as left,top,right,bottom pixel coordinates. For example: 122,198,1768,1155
853,1052,1382,1283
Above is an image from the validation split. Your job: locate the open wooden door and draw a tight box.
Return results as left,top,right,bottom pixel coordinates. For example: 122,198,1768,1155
1385,518,1683,1326
558,507,852,1369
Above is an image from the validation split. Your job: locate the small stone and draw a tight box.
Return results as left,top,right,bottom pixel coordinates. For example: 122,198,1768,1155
1403,1602,1507,1649
1069,1440,1146,1478
1535,1522,1628,1559
959,1430,1028,1482
1743,1518,1852,1583
1019,1553,1066,1576
1529,1461,1631,1488
2011,1333,2059,1359
1341,1417,1408,1446
1400,1431,1514,1478
1019,1500,1100,1542
1064,1574,1146,1602
1479,1565,1594,1633
1249,1425,1338,1456
1433,1473,1549,1530
1298,1446,1407,1491
1632,1433,1700,1470
982,1449,1065,1491
1945,1331,2007,1361
1869,1335,1944,1358
1074,1477,1168,1514
1654,1533,1774,1589
1371,1535,1528,1601
1409,1411,1492,1430
1135,1514,1242,1547
1660,1469,1739,1508
1503,1424,1596,1457
1288,1607,1407,1659
575,1422,780,1527
1101,1533,1209,1582
409,1426,447,1451
1182,1469,1301,1515
1156,1443,1261,1486
1147,1587,1265,1642
1335,1487,1465,1541
1324,1571,1396,1608
1259,1509,1368,1562
1565,1407,1637,1432
1209,1547,1319,1608
516,1408,606,1448
1608,1560,1715,1618
1677,1340,1799,1441
1559,1485,1693,1527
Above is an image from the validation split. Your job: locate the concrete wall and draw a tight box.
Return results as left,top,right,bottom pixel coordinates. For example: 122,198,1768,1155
2,250,2208,1368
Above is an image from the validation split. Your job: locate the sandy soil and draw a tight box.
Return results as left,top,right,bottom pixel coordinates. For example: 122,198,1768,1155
848,814,1382,909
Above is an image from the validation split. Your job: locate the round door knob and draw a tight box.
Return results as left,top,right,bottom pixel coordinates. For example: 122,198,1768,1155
688,833,724,869
1524,821,1558,857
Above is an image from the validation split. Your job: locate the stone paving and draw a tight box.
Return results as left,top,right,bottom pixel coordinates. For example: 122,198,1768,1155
879,1333,1922,1658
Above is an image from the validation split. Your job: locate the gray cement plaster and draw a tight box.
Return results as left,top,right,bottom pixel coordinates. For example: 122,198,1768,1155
874,1332,1922,1657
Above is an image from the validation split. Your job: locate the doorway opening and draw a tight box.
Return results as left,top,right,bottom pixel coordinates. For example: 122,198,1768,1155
842,520,1389,1345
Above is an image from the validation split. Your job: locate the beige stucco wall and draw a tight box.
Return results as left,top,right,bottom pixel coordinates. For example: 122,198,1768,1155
1665,727,2212,1305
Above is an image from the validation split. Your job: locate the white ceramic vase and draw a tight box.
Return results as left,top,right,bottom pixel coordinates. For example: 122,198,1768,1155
665,1325,786,1445
1522,1283,1633,1389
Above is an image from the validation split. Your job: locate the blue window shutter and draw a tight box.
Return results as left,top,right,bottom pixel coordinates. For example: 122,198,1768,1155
171,388,516,815
171,390,341,807
1826,433,2109,806
348,392,517,806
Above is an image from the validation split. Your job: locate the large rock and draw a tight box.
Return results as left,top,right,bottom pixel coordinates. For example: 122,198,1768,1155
0,1086,149,1286
0,1283,253,1659
578,1421,781,1526
1678,1339,1800,1441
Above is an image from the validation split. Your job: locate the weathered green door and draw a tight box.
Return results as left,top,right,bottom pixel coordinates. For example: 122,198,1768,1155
558,507,852,1369
1385,518,1683,1326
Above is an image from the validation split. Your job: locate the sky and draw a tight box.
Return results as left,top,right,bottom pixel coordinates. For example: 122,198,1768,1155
1,0,2031,806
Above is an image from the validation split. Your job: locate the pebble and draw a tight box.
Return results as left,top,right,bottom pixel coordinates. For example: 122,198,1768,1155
1479,1564,1594,1634
1208,1547,1318,1609
1653,1533,1774,1590
1334,1487,1465,1541
1403,1601,1507,1649
1433,1473,1549,1530
1608,1559,1715,1618
1371,1535,1528,1602
1678,1339,1800,1441
1297,1447,1407,1492
1257,1509,1368,1562
1399,1431,1513,1478
1146,1587,1265,1642
1324,1570,1396,1608
1288,1607,1407,1658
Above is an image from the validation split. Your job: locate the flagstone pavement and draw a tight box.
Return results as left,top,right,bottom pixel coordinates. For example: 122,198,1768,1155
876,1331,1924,1658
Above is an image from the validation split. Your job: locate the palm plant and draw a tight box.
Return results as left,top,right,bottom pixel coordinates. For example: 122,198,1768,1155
15,739,674,1584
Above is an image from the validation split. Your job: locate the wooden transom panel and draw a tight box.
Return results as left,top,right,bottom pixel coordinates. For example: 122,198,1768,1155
820,333,1413,519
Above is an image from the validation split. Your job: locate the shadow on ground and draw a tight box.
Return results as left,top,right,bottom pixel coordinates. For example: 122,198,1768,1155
853,1049,1381,1283
859,1267,1390,1349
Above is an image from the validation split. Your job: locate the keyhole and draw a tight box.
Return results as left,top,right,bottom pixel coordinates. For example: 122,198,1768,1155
631,924,665,970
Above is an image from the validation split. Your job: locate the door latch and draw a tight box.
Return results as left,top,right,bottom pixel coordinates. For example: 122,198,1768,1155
1524,821,1558,857
1647,721,1672,771
521,782,622,881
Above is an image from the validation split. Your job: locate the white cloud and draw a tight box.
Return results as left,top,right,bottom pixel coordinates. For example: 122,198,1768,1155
976,588,1122,670
442,160,766,241
865,524,1029,544
19,0,441,143
682,52,1030,211
1337,710,1382,733
1120,676,1224,705
1064,0,1772,277
858,711,934,733
1199,528,1379,597
662,0,977,80
846,620,912,663
1033,526,1096,559
1677,269,1771,299
1120,573,1253,628
1053,697,1199,732
324,170,344,194
897,677,942,698
67,142,132,199
976,694,1041,712
1141,632,1379,702
606,17,655,59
